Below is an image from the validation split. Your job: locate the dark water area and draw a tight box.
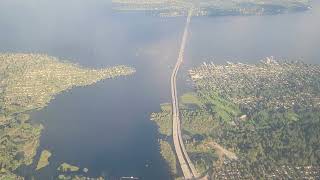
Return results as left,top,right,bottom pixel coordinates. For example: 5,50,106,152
0,0,320,179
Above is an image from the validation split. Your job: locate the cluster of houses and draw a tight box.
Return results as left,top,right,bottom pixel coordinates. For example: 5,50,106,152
189,59,320,115
1,54,134,112
112,0,310,17
210,160,320,179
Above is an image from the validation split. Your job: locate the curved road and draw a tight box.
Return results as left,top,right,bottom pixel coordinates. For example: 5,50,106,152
171,9,199,179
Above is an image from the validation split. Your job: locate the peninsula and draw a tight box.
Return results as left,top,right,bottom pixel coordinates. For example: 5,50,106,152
0,53,135,179
152,58,320,179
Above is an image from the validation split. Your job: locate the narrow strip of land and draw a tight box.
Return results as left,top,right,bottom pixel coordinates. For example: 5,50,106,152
171,9,198,179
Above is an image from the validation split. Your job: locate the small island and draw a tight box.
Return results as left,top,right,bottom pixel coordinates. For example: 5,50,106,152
57,162,80,173
152,58,320,179
36,150,52,170
57,174,104,180
0,53,135,179
56,163,104,180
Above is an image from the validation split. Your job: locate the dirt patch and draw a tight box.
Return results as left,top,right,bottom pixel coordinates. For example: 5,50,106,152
206,141,238,163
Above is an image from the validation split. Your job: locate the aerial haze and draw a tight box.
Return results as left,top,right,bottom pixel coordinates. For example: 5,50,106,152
0,0,320,179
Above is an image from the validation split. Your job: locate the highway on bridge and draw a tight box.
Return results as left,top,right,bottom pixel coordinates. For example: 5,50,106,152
170,9,199,179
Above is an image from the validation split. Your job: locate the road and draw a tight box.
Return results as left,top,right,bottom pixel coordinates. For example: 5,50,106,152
170,9,199,179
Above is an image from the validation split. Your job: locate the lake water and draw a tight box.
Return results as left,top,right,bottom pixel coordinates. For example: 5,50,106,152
0,0,319,179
